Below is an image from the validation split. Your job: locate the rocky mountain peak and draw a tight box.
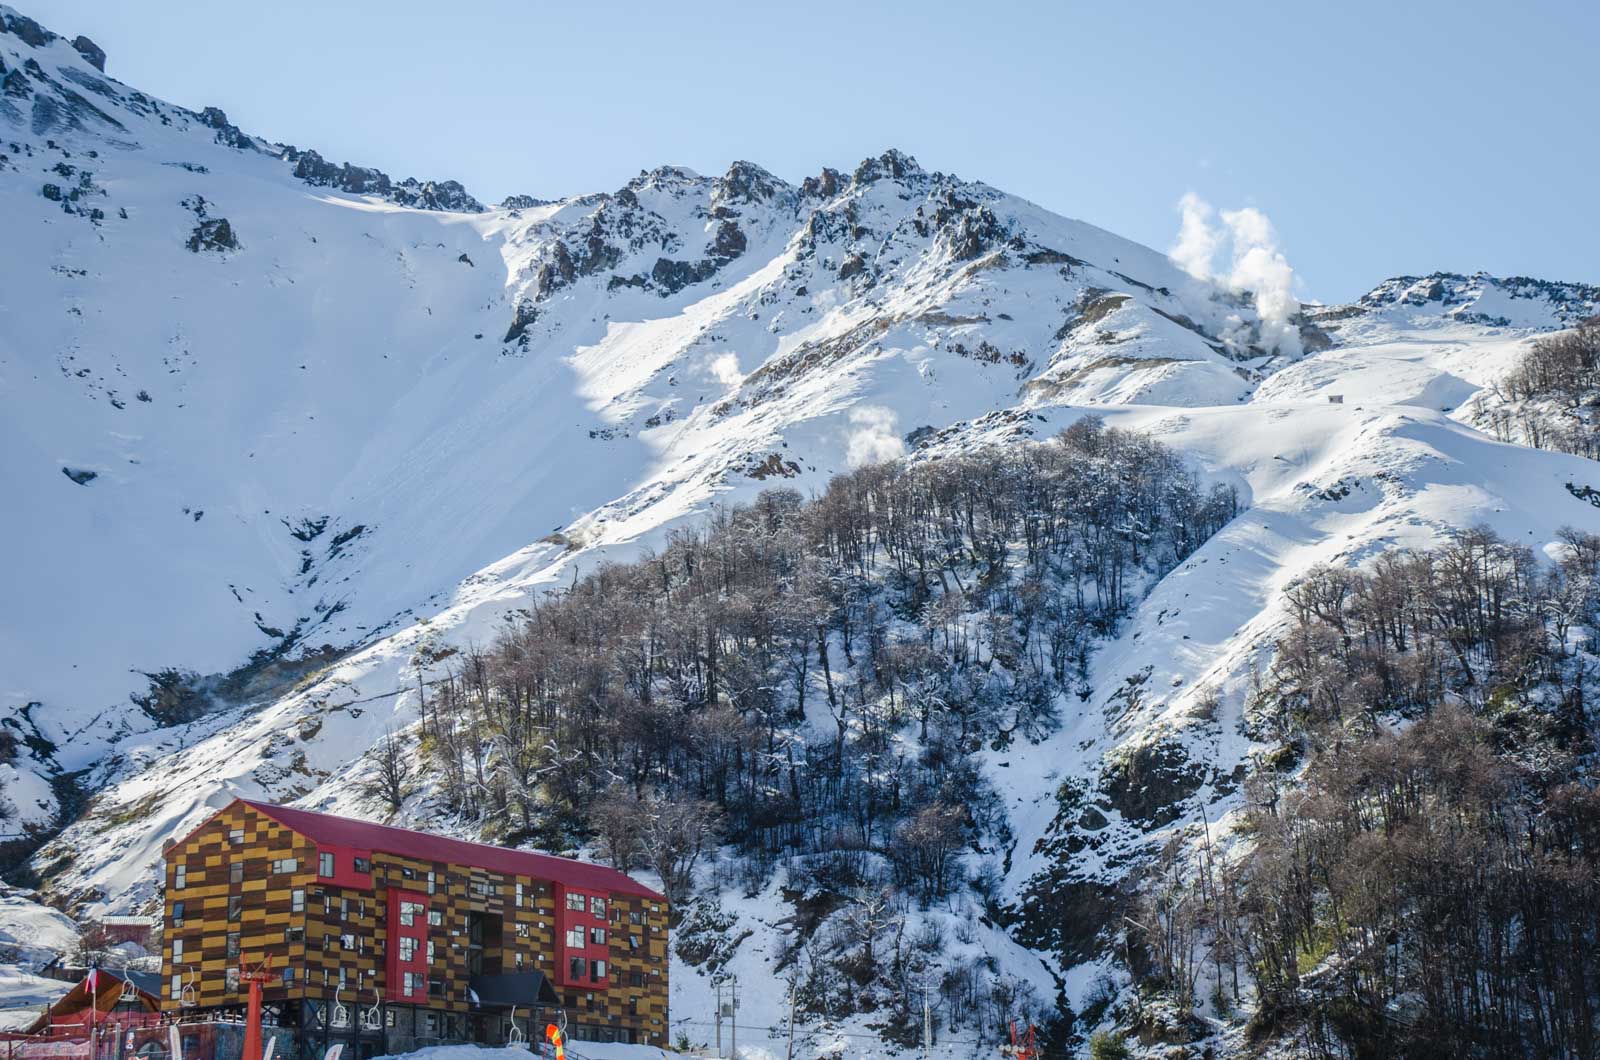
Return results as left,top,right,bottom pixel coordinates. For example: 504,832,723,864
852,146,924,186
713,159,791,208
1350,270,1600,328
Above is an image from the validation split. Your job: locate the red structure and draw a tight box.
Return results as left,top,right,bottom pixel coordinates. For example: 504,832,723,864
19,971,160,1036
239,958,272,1060
1003,1022,1039,1060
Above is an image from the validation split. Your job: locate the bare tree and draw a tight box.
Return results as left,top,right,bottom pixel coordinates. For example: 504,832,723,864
362,728,413,816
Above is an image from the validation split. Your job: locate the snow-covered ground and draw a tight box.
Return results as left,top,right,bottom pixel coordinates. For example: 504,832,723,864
6,3,1600,1056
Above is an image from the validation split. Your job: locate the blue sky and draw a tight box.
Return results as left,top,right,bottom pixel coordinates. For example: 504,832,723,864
31,0,1599,301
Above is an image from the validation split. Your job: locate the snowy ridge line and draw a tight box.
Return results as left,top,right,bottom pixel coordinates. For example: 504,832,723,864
7,1,1600,1053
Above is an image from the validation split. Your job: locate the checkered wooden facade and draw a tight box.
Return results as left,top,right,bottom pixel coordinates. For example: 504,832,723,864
160,801,669,1047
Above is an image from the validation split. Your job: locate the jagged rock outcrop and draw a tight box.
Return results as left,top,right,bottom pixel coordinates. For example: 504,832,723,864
186,217,236,252
852,147,924,185
0,10,51,48
198,105,255,151
1347,271,1600,328
69,35,102,71
282,146,484,212
500,193,553,211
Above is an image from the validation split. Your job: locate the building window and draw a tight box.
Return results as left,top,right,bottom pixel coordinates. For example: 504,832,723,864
515,952,525,969
319,852,334,877
565,927,585,948
353,857,370,873
590,896,606,918
629,971,644,987
271,857,297,874
174,865,186,890
399,937,418,961
170,974,181,999
566,892,586,912
590,927,606,945
290,888,304,913
426,871,436,895
629,934,641,950
428,909,443,927
400,866,415,879
338,968,348,990
341,933,356,951
285,927,304,944
592,960,606,982
226,932,240,958
230,862,244,885
172,901,185,926
172,938,184,961
282,967,296,987
426,940,435,964
227,896,242,922
516,923,530,938
471,880,492,897
226,968,240,992
569,957,587,980
339,897,350,921
229,827,244,846
630,912,642,925
400,900,422,927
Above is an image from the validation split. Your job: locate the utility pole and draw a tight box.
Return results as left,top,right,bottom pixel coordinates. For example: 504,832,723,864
729,976,738,1060
922,981,931,1058
714,980,723,1058
785,984,796,1060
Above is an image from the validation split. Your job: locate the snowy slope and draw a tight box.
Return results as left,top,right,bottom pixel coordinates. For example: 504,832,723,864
6,4,1600,1054
0,1,1304,835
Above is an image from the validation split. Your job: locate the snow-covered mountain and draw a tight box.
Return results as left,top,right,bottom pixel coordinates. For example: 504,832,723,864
5,4,1600,1053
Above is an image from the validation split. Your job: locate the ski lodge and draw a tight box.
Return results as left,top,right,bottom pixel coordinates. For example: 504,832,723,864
155,799,669,1057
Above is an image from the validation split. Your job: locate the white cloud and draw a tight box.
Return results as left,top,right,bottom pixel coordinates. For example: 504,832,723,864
1169,194,1303,356
1171,192,1221,282
845,405,905,468
708,352,743,386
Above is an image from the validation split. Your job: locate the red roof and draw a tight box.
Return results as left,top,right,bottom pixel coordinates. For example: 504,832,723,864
235,799,663,900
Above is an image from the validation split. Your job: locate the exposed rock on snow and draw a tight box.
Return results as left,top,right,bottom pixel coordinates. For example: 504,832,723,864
6,3,1600,1053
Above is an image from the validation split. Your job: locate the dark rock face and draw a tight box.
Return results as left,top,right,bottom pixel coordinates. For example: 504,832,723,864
503,300,538,346
1099,740,1207,828
651,257,719,295
390,178,480,212
800,167,842,199
186,217,237,252
198,105,255,151
500,193,553,211
942,205,1007,261
837,252,867,280
1,12,54,49
61,466,97,485
712,219,746,260
283,147,483,212
70,35,105,71
852,148,924,186
716,160,785,205
2,67,28,98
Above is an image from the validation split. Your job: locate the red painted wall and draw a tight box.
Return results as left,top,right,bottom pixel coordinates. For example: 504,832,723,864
553,883,612,990
315,843,374,889
385,888,432,1003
